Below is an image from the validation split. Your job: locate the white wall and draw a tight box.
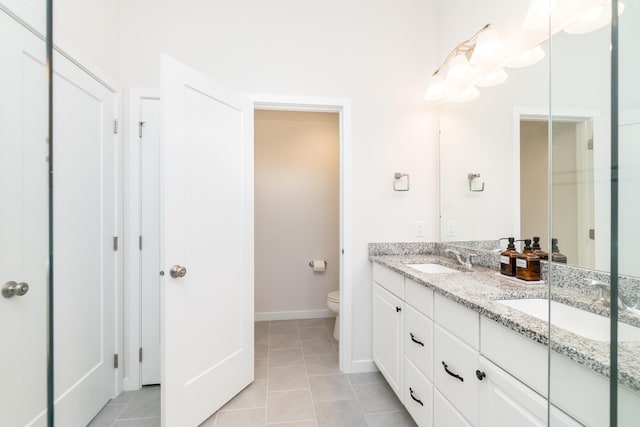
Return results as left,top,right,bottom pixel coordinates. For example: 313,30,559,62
54,0,122,84
120,0,439,366
254,110,339,318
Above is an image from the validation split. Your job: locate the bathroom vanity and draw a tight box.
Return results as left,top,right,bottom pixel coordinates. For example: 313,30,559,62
369,243,640,427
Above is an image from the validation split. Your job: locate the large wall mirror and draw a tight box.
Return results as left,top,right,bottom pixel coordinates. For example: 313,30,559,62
436,0,639,276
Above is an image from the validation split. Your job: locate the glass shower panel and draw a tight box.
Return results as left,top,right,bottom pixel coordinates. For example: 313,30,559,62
0,1,51,426
616,0,640,424
548,1,615,425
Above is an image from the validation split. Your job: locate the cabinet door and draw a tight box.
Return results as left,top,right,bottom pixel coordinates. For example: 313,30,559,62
434,389,472,427
405,304,433,380
478,356,582,427
373,283,404,400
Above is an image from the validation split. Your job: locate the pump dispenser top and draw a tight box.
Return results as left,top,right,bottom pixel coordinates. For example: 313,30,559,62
532,236,548,260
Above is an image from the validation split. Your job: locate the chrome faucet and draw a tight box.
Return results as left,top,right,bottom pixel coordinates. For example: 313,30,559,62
589,280,640,313
445,249,477,270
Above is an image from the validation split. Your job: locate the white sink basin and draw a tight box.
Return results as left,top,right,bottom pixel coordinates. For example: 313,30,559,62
406,263,461,274
497,298,640,342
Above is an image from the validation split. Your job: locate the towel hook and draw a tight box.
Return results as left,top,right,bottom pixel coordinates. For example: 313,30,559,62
468,173,485,192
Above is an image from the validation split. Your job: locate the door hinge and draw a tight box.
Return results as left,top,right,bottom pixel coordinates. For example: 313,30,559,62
139,347,143,363
139,235,143,250
138,121,145,138
113,236,119,251
113,119,119,134
589,228,595,240
113,353,119,369
587,138,593,150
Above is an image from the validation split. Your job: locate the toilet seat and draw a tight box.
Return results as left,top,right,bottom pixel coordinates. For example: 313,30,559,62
328,291,340,302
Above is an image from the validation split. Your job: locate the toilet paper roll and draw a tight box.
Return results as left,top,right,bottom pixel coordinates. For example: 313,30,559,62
311,260,326,272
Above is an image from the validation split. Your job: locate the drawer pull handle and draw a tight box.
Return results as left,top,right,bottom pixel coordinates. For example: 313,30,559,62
410,333,424,347
476,370,486,381
409,387,424,406
396,306,402,312
442,361,464,382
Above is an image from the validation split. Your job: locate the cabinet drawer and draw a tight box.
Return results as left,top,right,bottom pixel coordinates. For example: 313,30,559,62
434,324,479,426
404,356,433,427
434,293,479,349
404,304,433,380
405,278,434,318
373,263,404,299
434,388,472,427
480,317,547,397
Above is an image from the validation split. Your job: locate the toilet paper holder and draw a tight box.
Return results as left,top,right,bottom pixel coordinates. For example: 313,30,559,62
308,260,328,268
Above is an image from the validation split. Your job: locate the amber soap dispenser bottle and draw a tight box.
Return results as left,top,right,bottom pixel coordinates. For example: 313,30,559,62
516,239,541,281
532,236,548,260
500,237,519,277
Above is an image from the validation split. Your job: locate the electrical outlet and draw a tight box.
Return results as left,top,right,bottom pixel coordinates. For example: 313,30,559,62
415,220,425,238
446,220,456,237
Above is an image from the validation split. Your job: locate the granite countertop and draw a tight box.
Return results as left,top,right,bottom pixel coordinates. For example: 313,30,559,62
369,254,640,392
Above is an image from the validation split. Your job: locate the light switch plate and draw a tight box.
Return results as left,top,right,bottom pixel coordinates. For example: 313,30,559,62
416,220,425,238
446,220,456,237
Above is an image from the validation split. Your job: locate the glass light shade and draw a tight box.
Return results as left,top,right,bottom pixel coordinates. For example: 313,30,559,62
477,68,508,87
447,54,471,82
470,28,504,66
523,0,558,31
453,86,480,103
507,46,546,68
424,74,448,101
564,1,624,35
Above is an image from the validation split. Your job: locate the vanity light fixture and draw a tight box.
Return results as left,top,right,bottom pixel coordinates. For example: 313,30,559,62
477,68,508,87
507,45,546,68
564,0,624,35
523,0,558,31
424,23,502,103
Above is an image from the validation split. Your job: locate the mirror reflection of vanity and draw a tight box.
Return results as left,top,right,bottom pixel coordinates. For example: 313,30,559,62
437,0,639,278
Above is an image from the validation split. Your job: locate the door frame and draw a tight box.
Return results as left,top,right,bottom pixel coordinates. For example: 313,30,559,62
124,92,354,389
513,107,600,255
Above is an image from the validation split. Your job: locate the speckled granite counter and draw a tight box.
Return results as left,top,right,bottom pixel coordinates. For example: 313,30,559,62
369,253,640,393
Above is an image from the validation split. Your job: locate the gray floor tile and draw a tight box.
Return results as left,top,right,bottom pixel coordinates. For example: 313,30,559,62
267,420,317,426
109,391,136,405
309,375,355,403
266,390,315,424
216,408,266,427
269,333,301,350
269,348,304,368
268,366,309,391
304,354,340,376
256,344,269,360
112,418,160,427
222,380,267,410
365,411,418,427
321,318,336,332
296,318,324,328
256,358,268,380
301,339,336,356
270,320,299,334
314,400,367,427
118,386,160,419
88,404,126,426
199,411,217,426
256,321,270,333
256,328,269,346
299,327,328,340
347,372,385,385
352,382,403,414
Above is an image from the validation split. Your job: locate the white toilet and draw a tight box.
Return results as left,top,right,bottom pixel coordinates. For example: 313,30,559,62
327,290,340,341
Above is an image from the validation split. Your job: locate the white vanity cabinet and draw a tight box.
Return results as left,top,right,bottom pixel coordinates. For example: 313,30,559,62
372,270,405,400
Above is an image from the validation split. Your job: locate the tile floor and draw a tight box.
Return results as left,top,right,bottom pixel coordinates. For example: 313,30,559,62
89,318,416,427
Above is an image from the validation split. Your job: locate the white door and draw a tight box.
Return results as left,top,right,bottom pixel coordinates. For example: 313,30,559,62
160,55,254,426
52,51,118,425
140,96,162,385
0,9,49,426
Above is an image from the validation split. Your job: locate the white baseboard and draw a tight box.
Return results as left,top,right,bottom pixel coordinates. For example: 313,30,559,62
255,309,334,322
350,359,378,373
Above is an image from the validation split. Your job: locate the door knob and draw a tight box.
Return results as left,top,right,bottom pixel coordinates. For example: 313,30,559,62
2,281,29,298
170,265,187,278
